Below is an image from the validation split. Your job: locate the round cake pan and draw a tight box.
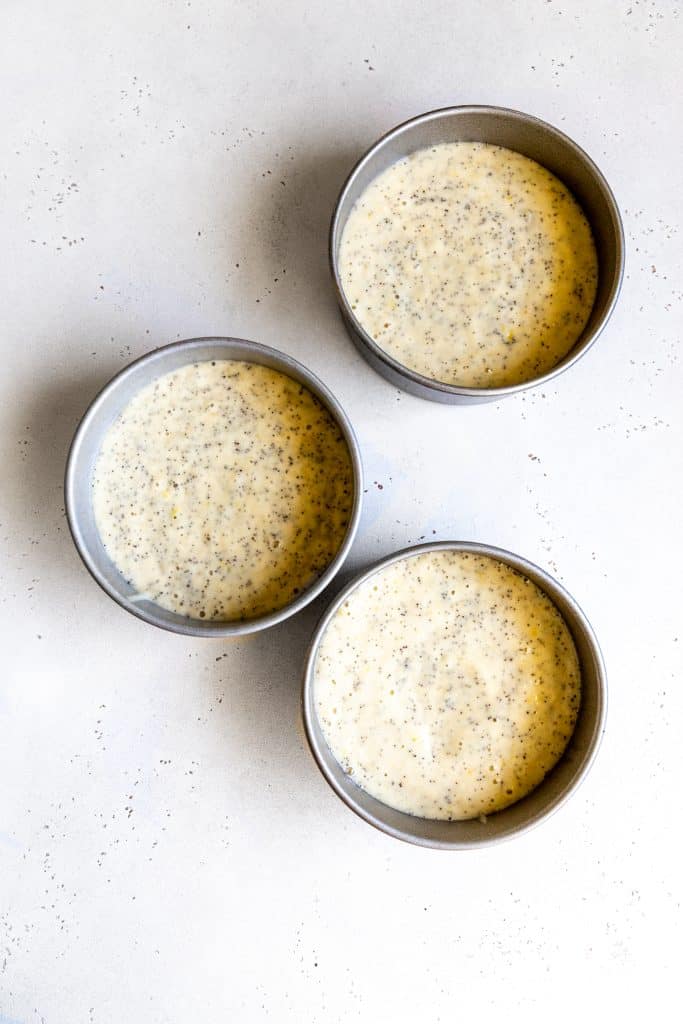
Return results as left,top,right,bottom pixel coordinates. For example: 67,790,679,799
65,337,363,637
330,105,625,404
302,541,607,849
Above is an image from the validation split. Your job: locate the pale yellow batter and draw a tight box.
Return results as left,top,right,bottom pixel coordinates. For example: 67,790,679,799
339,141,598,388
93,360,354,621
314,550,581,821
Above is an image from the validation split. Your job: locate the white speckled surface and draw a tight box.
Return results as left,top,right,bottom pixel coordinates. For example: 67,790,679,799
1,1,681,1020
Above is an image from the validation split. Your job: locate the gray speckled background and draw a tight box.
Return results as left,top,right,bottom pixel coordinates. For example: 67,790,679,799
1,1,681,1020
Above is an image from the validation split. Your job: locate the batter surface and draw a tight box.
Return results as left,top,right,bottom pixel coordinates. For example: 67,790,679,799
339,141,598,388
314,550,581,820
93,360,353,621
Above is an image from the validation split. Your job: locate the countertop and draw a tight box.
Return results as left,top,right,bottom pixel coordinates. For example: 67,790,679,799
2,1,681,1020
